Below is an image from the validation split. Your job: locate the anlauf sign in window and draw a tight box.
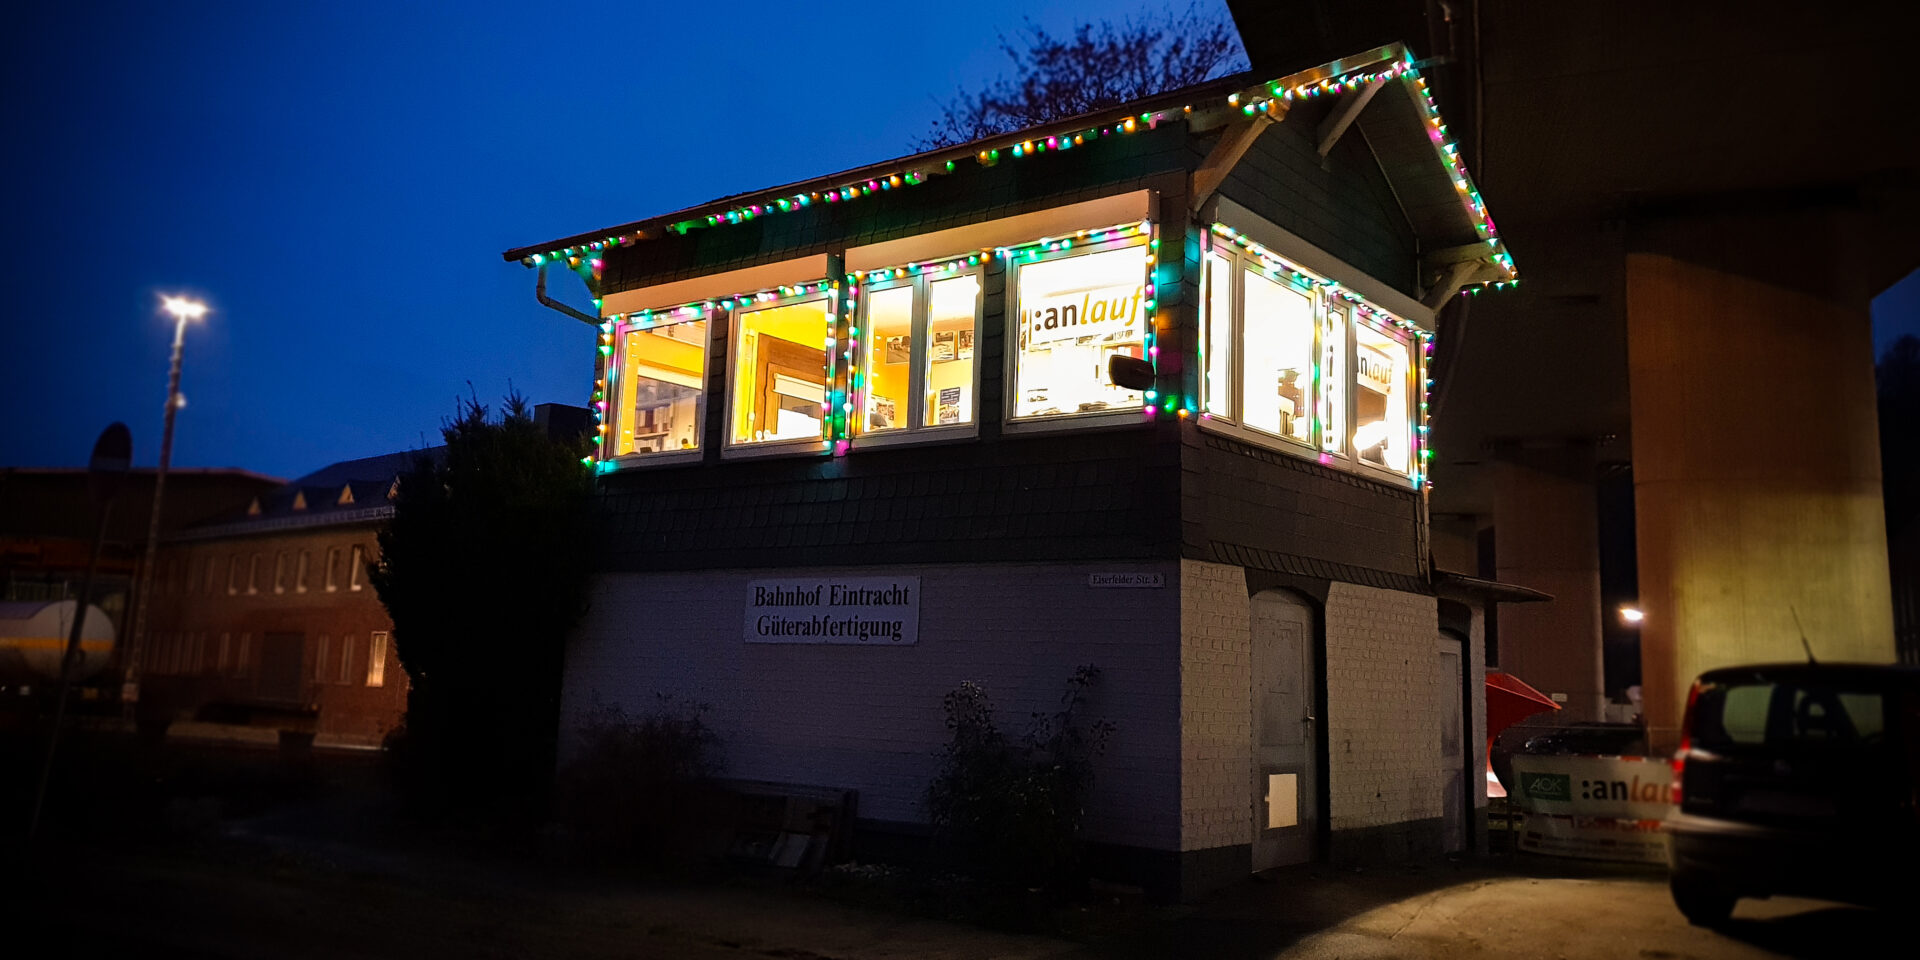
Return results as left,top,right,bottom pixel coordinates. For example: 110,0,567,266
745,577,920,644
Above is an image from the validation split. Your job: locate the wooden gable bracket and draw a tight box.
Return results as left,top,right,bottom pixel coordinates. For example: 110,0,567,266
1421,242,1513,310
1190,109,1284,213
1316,79,1387,159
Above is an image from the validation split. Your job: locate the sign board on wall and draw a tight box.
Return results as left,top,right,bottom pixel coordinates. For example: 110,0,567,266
744,577,920,644
1088,573,1164,588
1509,754,1674,863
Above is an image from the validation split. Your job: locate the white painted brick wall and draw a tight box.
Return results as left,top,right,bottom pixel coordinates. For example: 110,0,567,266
1177,559,1252,852
1471,602,1489,810
1323,582,1442,831
561,562,1183,851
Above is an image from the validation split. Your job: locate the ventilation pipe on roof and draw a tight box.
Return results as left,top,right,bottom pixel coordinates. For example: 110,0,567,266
534,262,599,327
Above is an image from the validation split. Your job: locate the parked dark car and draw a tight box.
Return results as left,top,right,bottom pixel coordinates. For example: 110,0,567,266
1667,663,1920,925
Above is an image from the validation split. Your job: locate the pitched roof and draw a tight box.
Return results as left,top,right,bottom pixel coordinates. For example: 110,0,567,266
171,448,443,541
502,42,1513,292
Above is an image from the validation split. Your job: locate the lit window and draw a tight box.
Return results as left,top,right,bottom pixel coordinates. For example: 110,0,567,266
295,551,309,593
857,270,981,437
338,635,354,684
348,545,364,591
325,547,340,592
367,632,388,687
1240,266,1317,446
615,317,707,455
247,554,261,595
731,297,832,446
1203,252,1234,416
1352,317,1413,474
273,552,287,594
1011,242,1149,420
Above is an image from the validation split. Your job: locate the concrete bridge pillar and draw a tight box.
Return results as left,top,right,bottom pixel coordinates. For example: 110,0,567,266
1493,458,1606,722
1627,214,1896,751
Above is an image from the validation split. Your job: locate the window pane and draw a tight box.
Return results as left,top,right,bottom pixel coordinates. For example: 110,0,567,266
349,545,364,590
367,632,388,687
1204,253,1234,416
733,300,830,444
616,319,707,454
1321,304,1347,454
925,276,979,427
861,285,914,434
1353,320,1412,473
1241,268,1316,445
1013,245,1148,418
295,551,309,593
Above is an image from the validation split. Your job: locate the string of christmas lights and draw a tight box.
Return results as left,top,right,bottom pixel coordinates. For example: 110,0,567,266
521,50,1513,301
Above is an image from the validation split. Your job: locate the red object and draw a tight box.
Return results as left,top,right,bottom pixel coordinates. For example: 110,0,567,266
1485,671,1561,797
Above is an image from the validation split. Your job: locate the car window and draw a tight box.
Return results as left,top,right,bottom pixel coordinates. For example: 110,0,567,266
1693,679,1886,748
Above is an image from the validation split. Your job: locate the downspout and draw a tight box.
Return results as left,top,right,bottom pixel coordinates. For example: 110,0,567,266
535,262,600,327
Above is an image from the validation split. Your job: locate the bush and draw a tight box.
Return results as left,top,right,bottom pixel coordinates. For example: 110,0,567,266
926,666,1113,891
555,697,718,862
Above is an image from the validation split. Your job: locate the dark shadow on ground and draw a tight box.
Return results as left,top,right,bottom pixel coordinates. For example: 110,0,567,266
1711,904,1902,959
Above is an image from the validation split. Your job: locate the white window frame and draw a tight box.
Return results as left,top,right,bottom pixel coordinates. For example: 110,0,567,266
607,312,710,466
851,265,985,448
1003,230,1156,433
724,289,837,458
1200,220,1430,486
1347,308,1420,481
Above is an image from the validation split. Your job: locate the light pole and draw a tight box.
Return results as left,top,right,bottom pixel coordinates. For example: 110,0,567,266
122,294,208,713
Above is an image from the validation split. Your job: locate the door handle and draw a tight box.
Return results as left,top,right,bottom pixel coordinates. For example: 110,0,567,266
1302,714,1316,723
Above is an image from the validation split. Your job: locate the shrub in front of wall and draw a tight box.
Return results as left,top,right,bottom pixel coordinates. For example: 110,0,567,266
555,697,719,864
925,665,1113,893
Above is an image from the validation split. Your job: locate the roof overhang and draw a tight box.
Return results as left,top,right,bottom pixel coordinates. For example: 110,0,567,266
504,42,1515,300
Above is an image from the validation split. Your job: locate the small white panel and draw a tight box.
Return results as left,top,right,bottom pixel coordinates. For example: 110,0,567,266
1266,773,1299,829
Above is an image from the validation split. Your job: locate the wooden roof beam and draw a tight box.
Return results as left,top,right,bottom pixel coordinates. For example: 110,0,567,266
1191,110,1282,213
1316,79,1386,159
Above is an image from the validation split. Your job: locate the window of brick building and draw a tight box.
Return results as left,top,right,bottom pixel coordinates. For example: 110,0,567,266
296,550,309,593
246,554,261,595
367,632,388,687
273,552,288,594
325,547,340,592
348,545,365,591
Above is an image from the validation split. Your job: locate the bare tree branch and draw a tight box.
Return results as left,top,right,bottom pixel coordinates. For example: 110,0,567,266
917,3,1250,150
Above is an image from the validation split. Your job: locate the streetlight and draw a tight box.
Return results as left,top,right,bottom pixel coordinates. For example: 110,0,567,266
122,294,208,712
1620,605,1644,625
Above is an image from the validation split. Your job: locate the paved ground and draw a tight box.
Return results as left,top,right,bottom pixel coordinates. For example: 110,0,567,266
1,733,1896,959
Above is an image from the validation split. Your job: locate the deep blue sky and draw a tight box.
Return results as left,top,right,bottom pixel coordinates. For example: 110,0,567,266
4,2,1916,479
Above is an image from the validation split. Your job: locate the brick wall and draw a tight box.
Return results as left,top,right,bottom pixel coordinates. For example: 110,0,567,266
1177,559,1252,852
561,561,1183,851
1322,582,1441,831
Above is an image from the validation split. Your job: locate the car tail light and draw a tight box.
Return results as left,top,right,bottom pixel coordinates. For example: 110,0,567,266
1671,680,1702,806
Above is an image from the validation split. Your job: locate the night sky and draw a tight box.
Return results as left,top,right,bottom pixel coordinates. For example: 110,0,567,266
4,3,1915,479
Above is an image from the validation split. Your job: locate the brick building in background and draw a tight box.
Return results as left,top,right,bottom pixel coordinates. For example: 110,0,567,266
508,44,1535,898
139,452,426,747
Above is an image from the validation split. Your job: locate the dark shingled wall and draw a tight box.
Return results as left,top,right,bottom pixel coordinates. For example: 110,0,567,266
1210,100,1419,299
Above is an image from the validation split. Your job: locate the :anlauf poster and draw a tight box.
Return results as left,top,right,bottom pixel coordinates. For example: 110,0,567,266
745,577,920,644
1510,754,1674,863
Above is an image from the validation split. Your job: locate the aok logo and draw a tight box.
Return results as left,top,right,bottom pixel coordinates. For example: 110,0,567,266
1519,772,1570,801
